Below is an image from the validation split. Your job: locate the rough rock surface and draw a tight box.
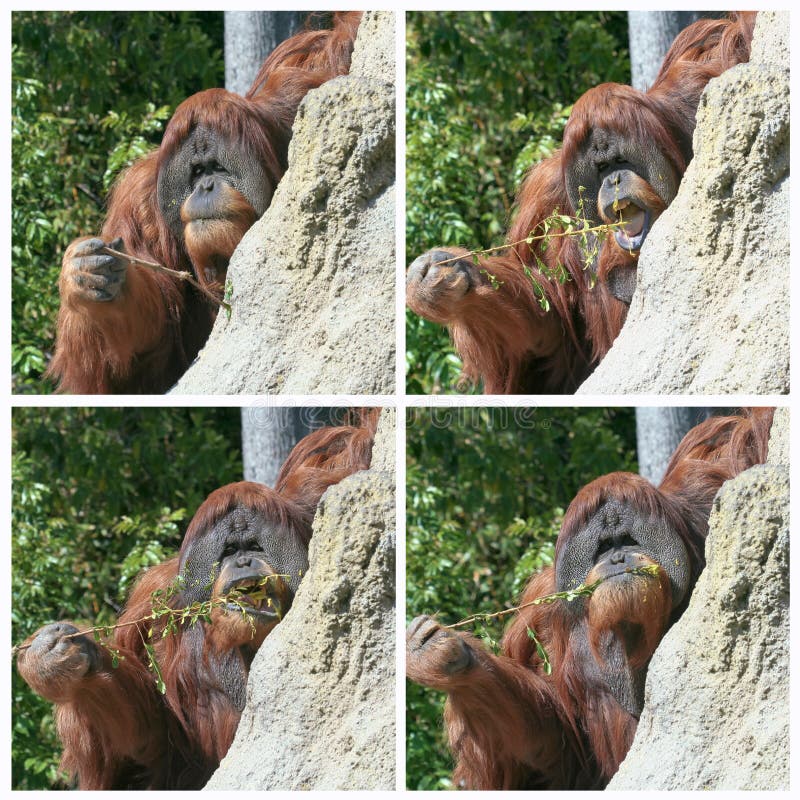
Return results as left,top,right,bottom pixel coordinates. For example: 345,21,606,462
174,11,395,395
579,12,789,394
205,409,396,790
608,408,789,789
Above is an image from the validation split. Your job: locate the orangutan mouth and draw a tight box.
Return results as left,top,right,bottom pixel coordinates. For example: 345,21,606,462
222,576,282,620
604,197,651,252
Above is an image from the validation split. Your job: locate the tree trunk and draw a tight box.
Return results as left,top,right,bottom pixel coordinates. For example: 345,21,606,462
224,11,308,95
241,407,313,487
628,11,713,90
636,407,713,485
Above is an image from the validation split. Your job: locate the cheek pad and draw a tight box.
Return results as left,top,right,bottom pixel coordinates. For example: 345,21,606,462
565,156,600,221
253,526,309,594
219,147,273,218
617,138,678,208
157,151,192,239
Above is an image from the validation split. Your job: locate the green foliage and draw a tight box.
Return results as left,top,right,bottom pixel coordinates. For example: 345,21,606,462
12,407,240,789
11,11,224,393
405,11,630,393
405,407,637,788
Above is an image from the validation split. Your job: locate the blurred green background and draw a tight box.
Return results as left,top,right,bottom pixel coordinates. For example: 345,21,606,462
12,408,241,788
405,11,630,393
12,11,224,393
406,407,637,788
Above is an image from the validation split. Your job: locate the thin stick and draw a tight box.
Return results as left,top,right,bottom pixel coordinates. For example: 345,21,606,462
101,247,231,313
12,616,152,656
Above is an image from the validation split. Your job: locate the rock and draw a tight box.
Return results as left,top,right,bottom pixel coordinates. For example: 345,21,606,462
607,408,789,789
206,409,396,790
578,12,789,394
173,11,396,395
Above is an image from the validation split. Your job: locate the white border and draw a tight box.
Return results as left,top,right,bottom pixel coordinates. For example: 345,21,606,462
4,3,796,797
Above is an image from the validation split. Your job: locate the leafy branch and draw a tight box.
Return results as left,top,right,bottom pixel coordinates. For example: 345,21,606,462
432,217,624,269
440,564,660,668
434,186,632,311
13,573,288,693
443,564,660,631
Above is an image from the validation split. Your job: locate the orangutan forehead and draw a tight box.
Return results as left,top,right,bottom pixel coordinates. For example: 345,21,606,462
182,124,245,156
221,504,263,534
181,507,283,561
185,125,218,157
208,507,294,551
580,499,665,541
